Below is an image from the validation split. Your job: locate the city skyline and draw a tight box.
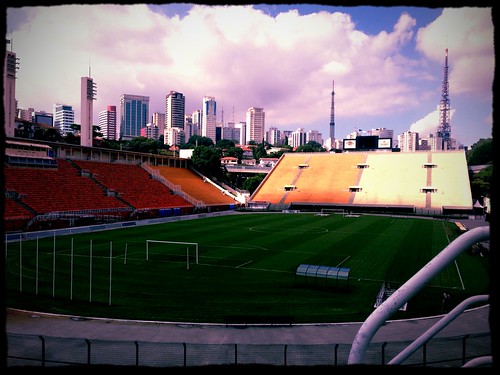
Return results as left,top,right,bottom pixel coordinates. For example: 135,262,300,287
6,4,494,147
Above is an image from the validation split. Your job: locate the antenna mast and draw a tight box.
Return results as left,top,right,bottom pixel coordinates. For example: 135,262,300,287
437,48,451,150
330,80,335,141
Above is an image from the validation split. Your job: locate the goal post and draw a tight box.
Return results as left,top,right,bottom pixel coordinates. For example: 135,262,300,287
319,208,345,217
146,240,199,267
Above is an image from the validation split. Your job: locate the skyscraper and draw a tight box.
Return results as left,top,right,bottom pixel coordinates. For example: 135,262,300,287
53,104,75,136
119,94,149,141
81,76,97,147
99,105,117,140
165,91,185,145
152,112,166,138
246,107,265,144
202,96,216,142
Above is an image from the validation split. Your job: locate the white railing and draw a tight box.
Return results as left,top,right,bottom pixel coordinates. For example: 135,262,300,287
348,225,491,366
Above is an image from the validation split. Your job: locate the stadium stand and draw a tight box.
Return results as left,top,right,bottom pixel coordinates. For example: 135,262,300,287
4,160,133,231
73,160,193,211
150,165,239,208
250,150,473,216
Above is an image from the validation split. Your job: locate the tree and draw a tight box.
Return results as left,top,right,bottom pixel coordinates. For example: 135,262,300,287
295,141,326,152
466,138,493,165
252,141,267,162
242,174,265,194
470,165,492,201
191,145,222,177
225,146,244,163
216,139,236,149
182,135,214,149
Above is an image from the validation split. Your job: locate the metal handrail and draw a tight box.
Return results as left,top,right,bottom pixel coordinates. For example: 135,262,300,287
348,225,490,365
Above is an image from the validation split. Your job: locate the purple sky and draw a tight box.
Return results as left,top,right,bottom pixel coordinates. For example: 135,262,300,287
6,4,494,147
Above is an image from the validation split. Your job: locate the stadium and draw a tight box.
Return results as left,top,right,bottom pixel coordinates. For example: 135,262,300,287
3,138,492,368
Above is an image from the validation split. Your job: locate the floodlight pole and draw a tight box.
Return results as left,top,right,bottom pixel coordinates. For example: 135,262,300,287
109,241,112,306
70,238,74,300
19,237,22,292
89,239,92,302
52,231,56,297
36,236,39,295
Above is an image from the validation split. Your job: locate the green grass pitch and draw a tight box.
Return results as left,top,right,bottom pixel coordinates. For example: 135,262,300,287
5,212,490,324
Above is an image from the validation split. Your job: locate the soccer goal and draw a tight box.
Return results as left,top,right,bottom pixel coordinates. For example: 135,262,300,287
146,240,199,269
318,208,345,217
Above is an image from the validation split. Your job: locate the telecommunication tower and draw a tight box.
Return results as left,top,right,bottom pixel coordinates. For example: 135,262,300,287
330,80,335,141
437,48,452,150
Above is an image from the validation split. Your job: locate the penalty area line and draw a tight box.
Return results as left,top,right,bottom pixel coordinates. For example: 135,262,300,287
236,260,253,268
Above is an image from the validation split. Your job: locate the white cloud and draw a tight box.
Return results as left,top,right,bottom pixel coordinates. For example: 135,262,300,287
7,5,493,146
415,7,494,96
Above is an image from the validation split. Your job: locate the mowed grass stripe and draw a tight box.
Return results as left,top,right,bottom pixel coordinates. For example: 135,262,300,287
6,213,488,323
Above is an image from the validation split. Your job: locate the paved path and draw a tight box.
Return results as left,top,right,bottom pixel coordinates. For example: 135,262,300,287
5,304,491,345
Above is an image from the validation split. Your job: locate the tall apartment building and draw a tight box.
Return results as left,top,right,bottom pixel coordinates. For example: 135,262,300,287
370,127,393,139
245,107,265,144
81,76,97,147
191,109,202,137
289,128,307,148
98,105,117,140
184,114,194,140
164,91,185,145
306,129,323,145
398,131,419,152
141,123,159,140
221,122,241,144
202,96,217,142
32,111,53,127
152,112,165,138
235,122,246,145
119,94,149,141
18,108,34,122
53,104,75,135
266,126,282,146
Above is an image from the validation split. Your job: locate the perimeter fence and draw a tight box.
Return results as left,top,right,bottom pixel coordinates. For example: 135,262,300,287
7,330,491,368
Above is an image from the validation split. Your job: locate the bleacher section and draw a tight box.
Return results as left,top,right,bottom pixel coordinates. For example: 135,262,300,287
428,152,473,212
352,153,428,207
250,151,473,215
73,160,193,211
150,165,239,207
4,159,131,215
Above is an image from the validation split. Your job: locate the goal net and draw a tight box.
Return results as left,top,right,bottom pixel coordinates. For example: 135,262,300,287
146,240,199,268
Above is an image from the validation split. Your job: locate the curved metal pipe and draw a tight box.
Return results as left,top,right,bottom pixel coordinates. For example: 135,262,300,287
388,295,489,365
348,225,490,365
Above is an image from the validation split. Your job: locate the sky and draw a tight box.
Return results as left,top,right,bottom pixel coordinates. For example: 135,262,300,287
5,3,495,147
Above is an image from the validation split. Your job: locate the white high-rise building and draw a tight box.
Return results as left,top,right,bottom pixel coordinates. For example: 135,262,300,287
398,131,419,152
289,128,306,148
306,129,323,145
165,91,185,145
53,104,75,136
266,126,282,146
202,96,216,142
246,107,265,144
191,109,202,137
98,105,117,140
235,122,246,145
152,112,165,138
